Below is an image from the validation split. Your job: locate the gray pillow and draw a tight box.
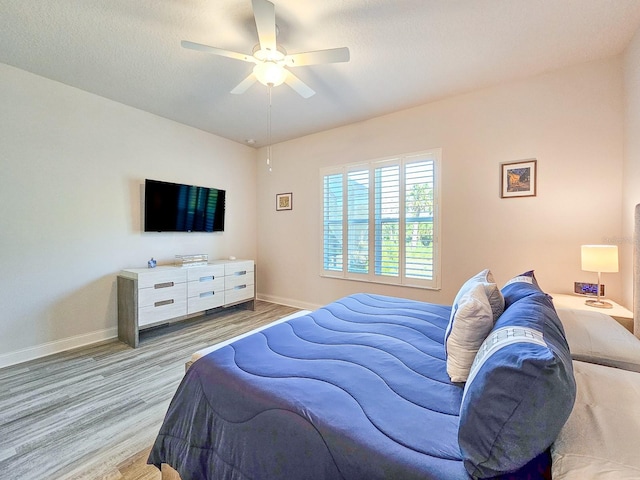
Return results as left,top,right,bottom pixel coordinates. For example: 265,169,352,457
556,306,640,372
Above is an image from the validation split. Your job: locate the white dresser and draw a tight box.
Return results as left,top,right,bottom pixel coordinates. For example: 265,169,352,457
117,259,255,347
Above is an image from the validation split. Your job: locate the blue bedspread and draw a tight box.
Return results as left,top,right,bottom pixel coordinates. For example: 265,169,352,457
148,294,548,479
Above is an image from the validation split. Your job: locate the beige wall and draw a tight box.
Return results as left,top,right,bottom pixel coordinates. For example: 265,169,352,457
0,63,257,367
1,47,635,366
623,26,640,313
257,57,625,310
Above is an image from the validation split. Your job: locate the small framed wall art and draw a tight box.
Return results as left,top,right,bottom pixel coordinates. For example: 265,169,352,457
276,192,293,211
500,159,537,198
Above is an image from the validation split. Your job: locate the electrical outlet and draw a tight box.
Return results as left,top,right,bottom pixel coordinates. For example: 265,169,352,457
574,282,604,296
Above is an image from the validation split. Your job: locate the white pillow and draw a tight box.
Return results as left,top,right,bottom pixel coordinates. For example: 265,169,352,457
450,269,504,323
446,283,495,382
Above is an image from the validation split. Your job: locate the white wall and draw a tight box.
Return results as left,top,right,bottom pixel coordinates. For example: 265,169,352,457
257,57,625,310
0,63,257,367
1,50,632,367
623,25,640,325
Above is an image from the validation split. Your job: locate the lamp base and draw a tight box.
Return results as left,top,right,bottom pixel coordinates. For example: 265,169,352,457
585,299,613,309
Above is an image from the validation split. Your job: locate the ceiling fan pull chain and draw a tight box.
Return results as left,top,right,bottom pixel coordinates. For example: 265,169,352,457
267,85,273,172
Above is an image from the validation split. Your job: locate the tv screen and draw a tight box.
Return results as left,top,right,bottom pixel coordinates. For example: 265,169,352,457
144,179,225,232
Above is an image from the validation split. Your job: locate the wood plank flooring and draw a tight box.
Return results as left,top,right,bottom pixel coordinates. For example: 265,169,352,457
0,301,300,480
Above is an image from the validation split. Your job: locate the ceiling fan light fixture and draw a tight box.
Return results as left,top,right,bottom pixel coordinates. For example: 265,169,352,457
253,45,286,62
253,62,287,87
182,0,349,99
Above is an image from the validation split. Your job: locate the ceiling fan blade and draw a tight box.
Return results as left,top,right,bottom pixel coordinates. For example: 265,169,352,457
251,0,277,53
230,73,258,95
284,71,315,98
284,47,350,67
181,40,254,63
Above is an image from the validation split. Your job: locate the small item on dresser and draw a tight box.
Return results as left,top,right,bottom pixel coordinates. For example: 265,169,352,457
175,254,209,268
148,258,157,268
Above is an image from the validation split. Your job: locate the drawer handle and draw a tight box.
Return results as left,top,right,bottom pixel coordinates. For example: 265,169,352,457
199,276,215,282
234,271,247,276
154,299,174,307
199,291,215,298
154,282,174,289
234,284,247,290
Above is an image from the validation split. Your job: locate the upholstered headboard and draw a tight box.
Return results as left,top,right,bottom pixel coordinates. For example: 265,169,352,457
634,204,640,338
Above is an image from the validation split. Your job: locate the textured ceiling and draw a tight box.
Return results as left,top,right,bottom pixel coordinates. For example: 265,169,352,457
2,0,640,147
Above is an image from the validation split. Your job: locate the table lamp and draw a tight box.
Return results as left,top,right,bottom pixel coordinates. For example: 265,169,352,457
580,244,618,308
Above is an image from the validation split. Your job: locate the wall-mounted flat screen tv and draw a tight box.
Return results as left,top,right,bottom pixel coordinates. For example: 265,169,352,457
144,179,225,232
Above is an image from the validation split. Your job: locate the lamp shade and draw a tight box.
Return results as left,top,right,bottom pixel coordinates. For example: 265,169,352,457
581,245,619,273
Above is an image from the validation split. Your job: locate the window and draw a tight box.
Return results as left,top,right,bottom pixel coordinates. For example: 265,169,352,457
320,149,441,289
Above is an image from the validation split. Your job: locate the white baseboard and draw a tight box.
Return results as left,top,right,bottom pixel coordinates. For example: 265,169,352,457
0,327,118,370
1,298,319,370
257,293,321,312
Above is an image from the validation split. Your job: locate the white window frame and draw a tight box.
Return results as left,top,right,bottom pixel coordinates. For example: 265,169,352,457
319,148,441,290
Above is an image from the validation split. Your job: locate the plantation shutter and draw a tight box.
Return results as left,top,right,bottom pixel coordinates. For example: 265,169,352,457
323,173,343,272
320,149,440,289
374,164,400,277
405,158,435,280
347,169,369,274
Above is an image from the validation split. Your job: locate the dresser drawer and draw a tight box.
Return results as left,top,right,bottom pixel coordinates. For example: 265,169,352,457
187,264,225,282
188,276,225,298
224,261,254,277
136,268,187,289
225,270,254,290
188,291,225,313
139,282,187,308
139,298,187,327
225,283,254,305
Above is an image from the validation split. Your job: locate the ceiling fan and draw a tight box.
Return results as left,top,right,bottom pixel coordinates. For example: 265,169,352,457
181,0,350,98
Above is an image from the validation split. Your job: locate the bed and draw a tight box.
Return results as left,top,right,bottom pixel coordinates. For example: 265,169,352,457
148,268,584,479
548,300,640,479
148,208,640,480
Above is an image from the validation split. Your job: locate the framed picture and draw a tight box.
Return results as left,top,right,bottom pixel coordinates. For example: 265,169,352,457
276,192,293,211
501,159,537,198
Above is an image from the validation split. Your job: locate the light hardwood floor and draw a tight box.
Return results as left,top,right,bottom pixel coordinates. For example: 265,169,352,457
0,301,300,480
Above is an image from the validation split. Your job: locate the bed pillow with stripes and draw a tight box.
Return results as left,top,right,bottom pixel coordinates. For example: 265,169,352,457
458,282,576,478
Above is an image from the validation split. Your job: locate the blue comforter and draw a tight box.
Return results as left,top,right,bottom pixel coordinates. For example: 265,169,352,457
148,294,548,479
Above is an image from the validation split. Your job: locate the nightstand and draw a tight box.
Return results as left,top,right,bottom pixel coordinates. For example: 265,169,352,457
549,293,634,333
